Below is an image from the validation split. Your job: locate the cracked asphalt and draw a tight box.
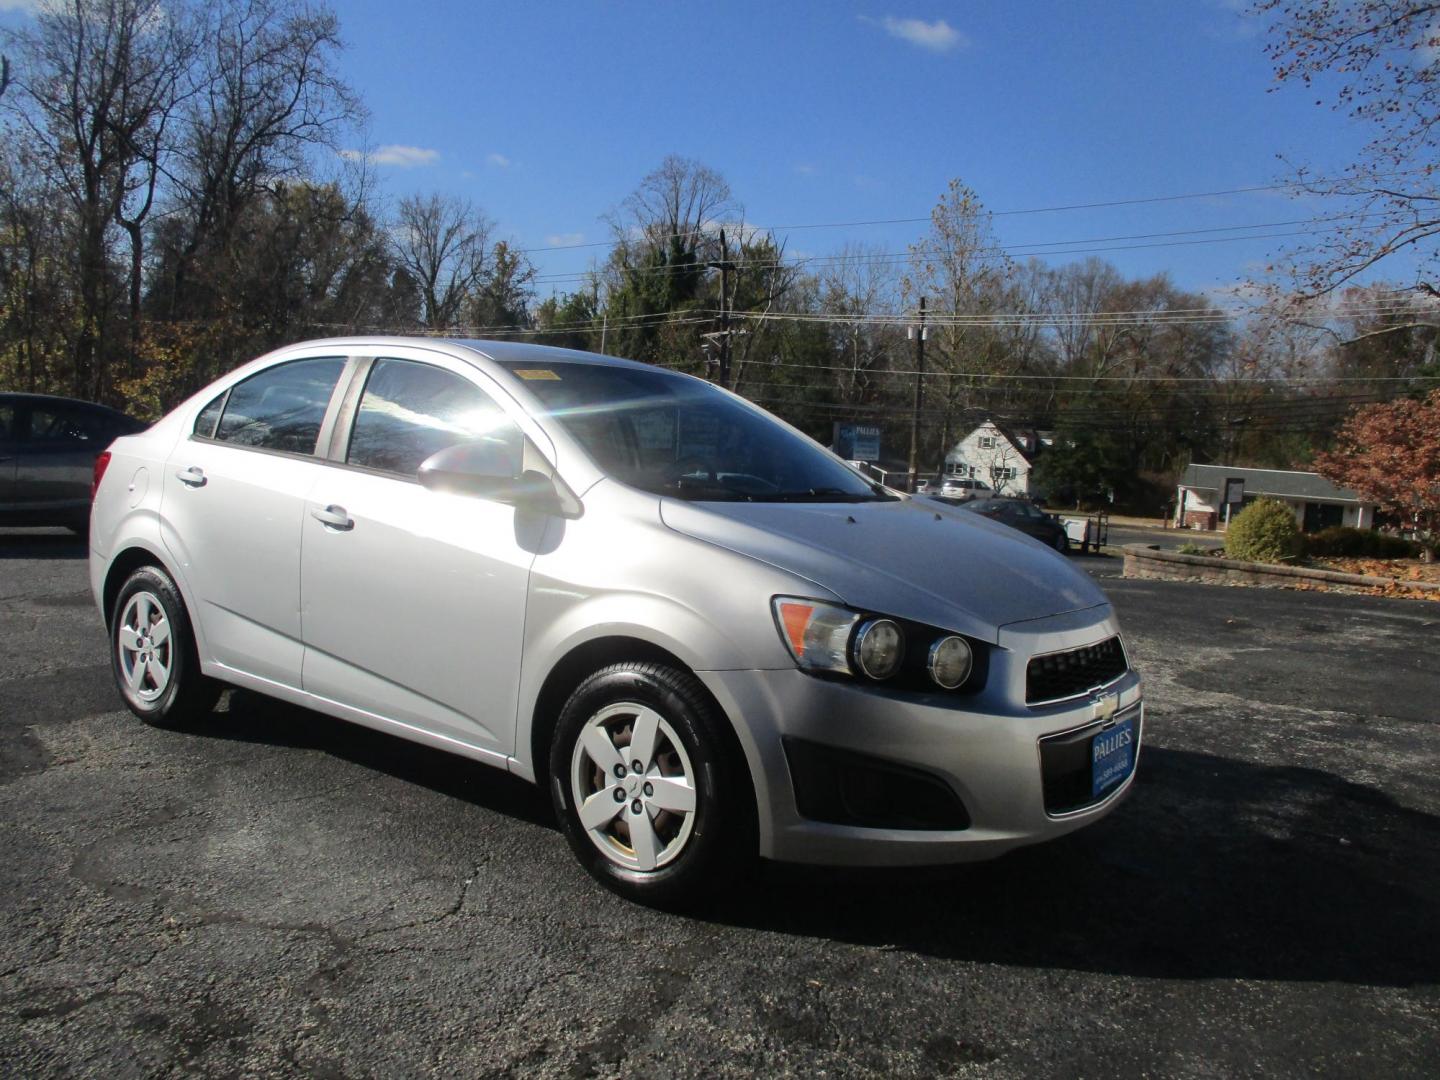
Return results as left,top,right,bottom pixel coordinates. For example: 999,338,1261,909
1,529,1437,1077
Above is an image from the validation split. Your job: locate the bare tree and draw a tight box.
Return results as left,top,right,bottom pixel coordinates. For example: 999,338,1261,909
904,179,1016,469
1254,1,1440,298
601,156,737,364
391,193,492,330
161,0,358,321
609,154,734,257
817,242,902,402
6,0,199,396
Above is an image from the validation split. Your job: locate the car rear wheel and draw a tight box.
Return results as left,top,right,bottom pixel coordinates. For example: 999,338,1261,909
549,662,752,908
110,566,221,728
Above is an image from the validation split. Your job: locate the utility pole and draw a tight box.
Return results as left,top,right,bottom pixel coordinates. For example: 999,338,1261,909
907,297,926,492
717,228,732,388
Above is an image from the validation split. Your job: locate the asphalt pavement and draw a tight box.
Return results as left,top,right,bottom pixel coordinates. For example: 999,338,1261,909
1,528,1436,1077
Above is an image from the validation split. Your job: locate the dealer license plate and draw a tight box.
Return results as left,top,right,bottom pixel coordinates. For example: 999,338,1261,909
1091,714,1136,798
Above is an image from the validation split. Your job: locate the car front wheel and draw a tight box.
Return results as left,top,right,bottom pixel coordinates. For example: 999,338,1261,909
1053,532,1069,553
549,662,752,908
110,566,221,728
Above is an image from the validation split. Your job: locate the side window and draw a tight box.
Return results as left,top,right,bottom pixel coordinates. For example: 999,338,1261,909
215,357,345,455
0,403,14,441
28,405,112,445
194,390,226,439
346,358,523,478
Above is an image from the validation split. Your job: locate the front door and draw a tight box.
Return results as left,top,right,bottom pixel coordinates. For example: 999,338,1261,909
1303,502,1343,532
298,355,536,760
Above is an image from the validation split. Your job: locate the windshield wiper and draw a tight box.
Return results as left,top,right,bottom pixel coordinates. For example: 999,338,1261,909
746,487,894,503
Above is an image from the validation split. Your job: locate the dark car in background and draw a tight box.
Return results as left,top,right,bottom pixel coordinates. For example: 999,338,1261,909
961,496,1070,553
0,393,147,532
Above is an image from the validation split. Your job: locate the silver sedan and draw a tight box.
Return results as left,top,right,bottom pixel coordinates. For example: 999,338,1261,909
89,338,1142,906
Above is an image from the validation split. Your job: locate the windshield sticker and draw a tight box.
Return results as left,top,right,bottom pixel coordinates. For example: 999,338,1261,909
514,369,561,380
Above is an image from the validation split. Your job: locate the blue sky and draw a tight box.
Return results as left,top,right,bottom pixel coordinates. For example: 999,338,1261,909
3,1,1378,300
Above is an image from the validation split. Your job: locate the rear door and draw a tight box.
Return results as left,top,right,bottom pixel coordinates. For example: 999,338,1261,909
0,400,17,507
161,354,349,689
14,402,115,520
298,352,538,758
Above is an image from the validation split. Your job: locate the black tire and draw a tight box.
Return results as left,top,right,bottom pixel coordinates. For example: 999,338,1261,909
1053,531,1069,554
549,662,754,909
109,565,221,728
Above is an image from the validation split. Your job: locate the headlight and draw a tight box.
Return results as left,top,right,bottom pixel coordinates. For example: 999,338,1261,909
772,598,859,675
854,618,904,680
928,635,973,689
772,596,981,692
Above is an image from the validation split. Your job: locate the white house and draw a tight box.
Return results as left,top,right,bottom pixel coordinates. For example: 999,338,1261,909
943,420,1042,496
1175,464,1378,532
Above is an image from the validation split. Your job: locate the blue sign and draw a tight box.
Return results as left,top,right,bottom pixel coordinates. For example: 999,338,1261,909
834,423,881,461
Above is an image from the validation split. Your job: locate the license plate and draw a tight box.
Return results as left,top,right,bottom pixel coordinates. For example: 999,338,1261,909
1091,714,1136,798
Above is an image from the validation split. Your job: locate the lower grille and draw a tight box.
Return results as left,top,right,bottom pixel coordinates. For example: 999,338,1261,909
1026,635,1128,705
783,737,970,830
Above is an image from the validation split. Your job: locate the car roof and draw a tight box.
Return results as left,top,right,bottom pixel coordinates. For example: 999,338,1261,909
271,337,660,374
0,391,135,418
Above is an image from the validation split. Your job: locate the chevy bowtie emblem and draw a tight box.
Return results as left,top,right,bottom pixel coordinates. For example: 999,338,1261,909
1092,691,1119,724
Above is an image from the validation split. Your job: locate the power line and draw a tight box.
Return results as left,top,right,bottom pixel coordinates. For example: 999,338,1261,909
531,215,1415,287
514,167,1437,258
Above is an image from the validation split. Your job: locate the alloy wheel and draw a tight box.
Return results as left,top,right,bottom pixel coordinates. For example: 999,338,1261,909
569,701,698,872
116,590,173,703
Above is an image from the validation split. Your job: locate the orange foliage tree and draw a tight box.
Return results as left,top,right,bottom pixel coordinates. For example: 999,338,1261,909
1313,391,1440,535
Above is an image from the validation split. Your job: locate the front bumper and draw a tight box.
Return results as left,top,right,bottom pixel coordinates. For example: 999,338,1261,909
698,625,1142,867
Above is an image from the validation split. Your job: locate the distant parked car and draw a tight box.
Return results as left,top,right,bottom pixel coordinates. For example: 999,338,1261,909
0,393,147,532
962,496,1070,553
938,477,992,500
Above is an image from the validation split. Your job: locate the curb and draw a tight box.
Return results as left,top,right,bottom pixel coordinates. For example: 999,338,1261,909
1120,543,1440,596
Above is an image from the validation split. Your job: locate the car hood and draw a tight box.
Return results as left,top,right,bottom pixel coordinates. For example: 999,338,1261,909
659,496,1108,643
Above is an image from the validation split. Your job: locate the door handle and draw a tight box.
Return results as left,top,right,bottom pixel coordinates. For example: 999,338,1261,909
175,466,207,487
311,504,354,531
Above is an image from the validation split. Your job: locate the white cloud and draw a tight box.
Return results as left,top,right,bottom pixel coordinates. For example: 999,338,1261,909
487,152,512,168
0,0,46,13
861,15,966,53
794,163,818,176
545,232,585,247
339,144,440,168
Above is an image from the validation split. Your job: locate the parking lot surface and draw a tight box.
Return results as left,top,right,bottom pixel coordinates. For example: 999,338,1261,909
1,529,1436,1077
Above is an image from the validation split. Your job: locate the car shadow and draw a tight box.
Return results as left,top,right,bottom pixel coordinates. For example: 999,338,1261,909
173,693,1437,987
189,688,556,830
0,529,89,560
710,746,1440,987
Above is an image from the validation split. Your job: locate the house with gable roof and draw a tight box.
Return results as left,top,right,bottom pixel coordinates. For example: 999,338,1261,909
943,419,1048,497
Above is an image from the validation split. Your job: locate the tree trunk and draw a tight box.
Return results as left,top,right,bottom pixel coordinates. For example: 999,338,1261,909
124,219,144,379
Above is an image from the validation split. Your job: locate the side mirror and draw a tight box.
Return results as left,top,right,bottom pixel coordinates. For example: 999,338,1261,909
418,440,520,499
417,441,567,515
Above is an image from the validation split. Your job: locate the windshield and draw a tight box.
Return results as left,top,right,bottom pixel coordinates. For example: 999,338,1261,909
498,360,891,502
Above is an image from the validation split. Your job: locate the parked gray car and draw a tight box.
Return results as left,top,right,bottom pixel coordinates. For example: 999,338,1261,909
0,393,146,531
89,338,1142,905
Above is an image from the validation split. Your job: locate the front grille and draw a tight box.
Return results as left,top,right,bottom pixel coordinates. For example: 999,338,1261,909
1026,636,1128,705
